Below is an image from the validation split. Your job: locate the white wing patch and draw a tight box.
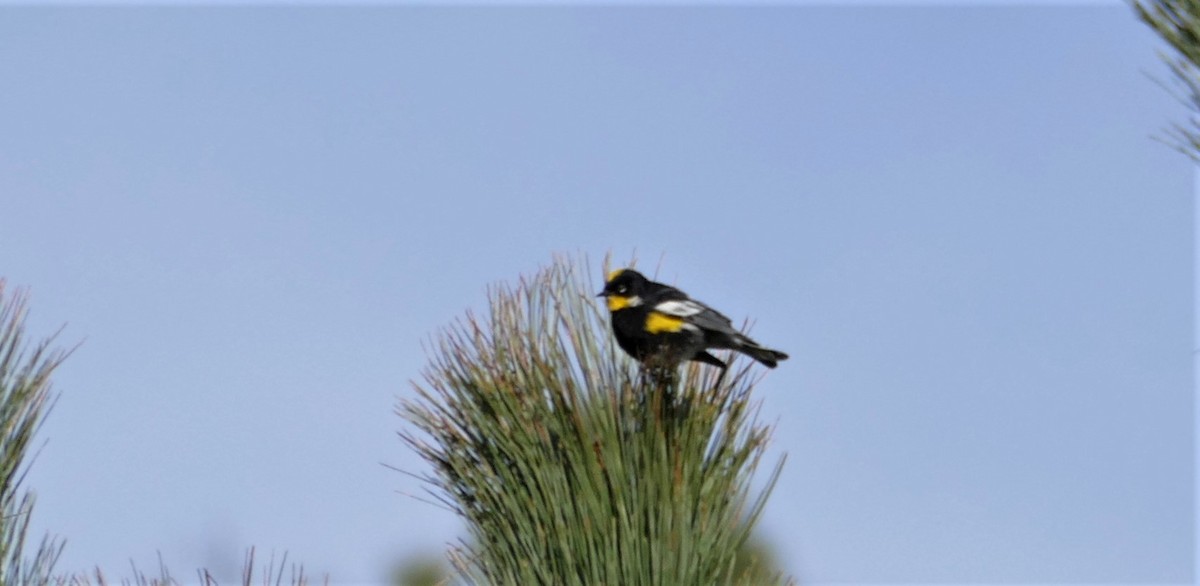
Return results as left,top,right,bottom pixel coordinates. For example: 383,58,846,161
653,299,706,317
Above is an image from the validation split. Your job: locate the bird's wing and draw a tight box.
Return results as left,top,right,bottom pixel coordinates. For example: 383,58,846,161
652,298,736,334
652,298,707,317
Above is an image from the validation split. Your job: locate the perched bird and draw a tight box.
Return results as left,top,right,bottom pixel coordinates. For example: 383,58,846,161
597,268,788,371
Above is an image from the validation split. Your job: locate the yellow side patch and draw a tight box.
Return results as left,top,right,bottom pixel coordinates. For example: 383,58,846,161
607,295,632,312
645,311,685,333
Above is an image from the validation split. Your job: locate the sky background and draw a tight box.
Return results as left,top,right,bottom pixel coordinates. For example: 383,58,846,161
0,3,1192,584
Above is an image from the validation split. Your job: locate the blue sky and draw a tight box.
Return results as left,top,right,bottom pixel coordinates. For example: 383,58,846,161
0,4,1191,584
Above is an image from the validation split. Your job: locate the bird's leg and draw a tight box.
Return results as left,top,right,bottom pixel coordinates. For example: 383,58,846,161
711,362,729,391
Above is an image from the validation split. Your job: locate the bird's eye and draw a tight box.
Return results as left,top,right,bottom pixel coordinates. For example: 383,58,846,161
617,285,628,294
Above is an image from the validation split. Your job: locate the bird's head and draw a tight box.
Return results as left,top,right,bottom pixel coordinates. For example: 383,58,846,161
597,268,648,312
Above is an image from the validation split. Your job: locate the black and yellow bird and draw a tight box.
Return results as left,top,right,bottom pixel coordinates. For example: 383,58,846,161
597,268,788,371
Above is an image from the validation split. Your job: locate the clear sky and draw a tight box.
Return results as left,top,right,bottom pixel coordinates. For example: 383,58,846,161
0,4,1191,584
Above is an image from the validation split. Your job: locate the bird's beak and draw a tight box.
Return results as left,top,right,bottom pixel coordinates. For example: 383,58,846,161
596,291,607,298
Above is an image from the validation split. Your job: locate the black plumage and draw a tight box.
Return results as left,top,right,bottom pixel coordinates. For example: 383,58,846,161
597,269,788,371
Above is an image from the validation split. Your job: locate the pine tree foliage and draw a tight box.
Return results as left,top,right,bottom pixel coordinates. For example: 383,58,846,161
1135,0,1200,160
53,548,322,585
0,281,67,586
401,258,788,585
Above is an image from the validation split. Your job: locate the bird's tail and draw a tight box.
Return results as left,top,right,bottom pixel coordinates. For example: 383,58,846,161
735,336,789,369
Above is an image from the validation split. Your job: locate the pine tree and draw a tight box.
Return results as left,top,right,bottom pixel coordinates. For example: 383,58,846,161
401,258,789,585
0,281,67,586
1135,0,1200,160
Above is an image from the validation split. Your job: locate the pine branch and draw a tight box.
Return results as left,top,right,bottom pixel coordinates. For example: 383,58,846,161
1134,0,1200,160
400,257,789,585
0,280,68,586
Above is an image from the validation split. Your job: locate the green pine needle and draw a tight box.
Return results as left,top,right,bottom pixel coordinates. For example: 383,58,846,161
0,281,68,586
1134,0,1200,160
400,257,789,585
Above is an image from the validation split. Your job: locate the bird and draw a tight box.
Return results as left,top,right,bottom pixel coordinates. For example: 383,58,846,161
596,268,788,371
